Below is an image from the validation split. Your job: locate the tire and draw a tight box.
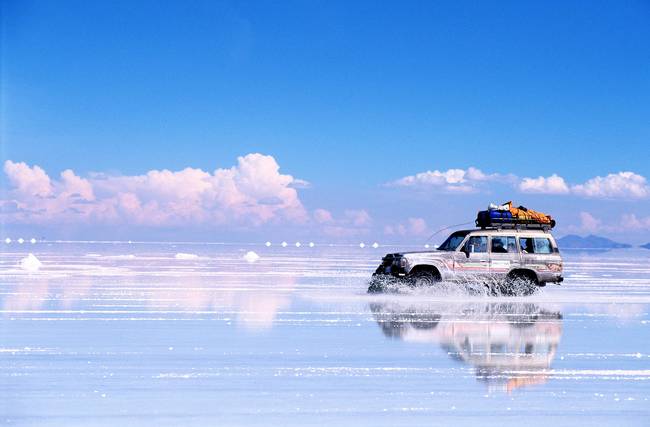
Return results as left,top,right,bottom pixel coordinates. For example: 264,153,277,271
368,274,390,293
500,271,539,296
408,269,441,288
367,280,383,293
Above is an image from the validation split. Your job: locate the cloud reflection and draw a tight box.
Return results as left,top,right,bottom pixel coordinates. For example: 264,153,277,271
1,254,297,331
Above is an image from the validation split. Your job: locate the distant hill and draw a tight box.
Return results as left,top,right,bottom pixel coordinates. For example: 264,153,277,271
641,242,650,250
557,234,631,249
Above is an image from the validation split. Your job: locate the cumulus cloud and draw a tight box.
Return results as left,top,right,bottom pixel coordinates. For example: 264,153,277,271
387,167,650,199
571,172,649,199
60,169,95,201
345,209,372,226
289,179,311,189
394,166,649,200
313,208,334,224
619,214,650,231
313,208,373,237
4,161,53,197
2,154,308,227
384,217,429,237
518,171,649,199
518,174,570,194
579,211,602,233
569,211,650,234
388,167,500,193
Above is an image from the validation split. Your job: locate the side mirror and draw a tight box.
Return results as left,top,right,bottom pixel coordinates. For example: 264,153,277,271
462,246,470,258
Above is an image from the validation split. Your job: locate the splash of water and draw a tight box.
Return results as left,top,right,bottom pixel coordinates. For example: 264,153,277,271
368,274,539,297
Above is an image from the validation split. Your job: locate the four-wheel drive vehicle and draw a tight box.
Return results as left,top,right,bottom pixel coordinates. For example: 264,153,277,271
372,228,563,289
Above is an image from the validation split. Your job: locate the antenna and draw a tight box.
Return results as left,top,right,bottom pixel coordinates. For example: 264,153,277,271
424,220,474,244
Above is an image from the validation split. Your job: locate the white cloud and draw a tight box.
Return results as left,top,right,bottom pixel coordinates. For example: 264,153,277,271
572,172,649,199
579,211,602,233
518,174,570,194
312,208,374,237
4,161,53,197
619,214,650,230
313,208,333,224
2,154,308,227
60,169,95,201
394,166,649,200
388,167,501,193
384,217,429,237
569,211,650,234
345,209,372,226
289,179,311,189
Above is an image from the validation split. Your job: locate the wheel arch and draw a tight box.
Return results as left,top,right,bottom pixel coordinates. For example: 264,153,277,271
507,268,539,283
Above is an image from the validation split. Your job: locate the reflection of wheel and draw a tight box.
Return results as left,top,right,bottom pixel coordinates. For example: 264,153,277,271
408,269,441,287
369,303,441,338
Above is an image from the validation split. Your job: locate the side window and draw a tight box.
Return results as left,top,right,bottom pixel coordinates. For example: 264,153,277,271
519,237,535,254
464,236,487,253
491,236,517,253
534,238,552,254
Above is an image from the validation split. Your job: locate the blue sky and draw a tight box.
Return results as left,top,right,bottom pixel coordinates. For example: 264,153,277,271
2,1,650,243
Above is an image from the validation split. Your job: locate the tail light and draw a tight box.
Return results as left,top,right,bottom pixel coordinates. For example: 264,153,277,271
547,262,562,272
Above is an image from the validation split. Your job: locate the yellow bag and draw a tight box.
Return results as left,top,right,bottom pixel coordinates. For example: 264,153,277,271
505,201,552,224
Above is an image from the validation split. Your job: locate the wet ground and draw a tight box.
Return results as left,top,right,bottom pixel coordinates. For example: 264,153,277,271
1,243,649,426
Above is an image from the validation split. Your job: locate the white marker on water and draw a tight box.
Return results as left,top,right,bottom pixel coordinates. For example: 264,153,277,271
20,254,42,272
243,251,260,263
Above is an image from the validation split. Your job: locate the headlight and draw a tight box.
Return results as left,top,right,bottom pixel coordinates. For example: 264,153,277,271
399,257,408,269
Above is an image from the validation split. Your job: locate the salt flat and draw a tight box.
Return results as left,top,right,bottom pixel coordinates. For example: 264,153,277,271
1,243,649,426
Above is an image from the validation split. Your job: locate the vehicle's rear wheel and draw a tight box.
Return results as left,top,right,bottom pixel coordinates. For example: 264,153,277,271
499,271,539,296
408,269,441,287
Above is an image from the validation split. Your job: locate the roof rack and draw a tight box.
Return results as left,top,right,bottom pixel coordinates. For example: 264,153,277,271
475,219,555,231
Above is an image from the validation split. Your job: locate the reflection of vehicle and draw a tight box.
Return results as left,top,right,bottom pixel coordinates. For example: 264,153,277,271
371,228,563,292
370,301,562,392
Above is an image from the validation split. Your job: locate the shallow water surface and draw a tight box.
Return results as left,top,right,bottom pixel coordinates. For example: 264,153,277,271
1,244,649,426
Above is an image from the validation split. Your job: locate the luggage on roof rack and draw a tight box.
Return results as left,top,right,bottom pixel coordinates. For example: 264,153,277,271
476,201,556,229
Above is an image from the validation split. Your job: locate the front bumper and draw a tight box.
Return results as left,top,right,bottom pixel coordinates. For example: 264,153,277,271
539,272,564,284
373,264,407,277
374,254,407,277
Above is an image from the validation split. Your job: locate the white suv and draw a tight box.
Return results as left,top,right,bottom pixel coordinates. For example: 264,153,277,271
371,227,563,293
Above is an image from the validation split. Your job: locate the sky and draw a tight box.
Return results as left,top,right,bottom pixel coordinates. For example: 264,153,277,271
1,1,650,243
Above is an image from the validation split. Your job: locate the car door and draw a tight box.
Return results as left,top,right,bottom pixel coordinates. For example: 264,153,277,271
455,235,490,277
518,235,539,268
519,235,558,280
489,235,519,277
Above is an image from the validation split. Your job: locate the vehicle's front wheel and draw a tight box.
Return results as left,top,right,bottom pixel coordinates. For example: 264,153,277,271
408,269,441,288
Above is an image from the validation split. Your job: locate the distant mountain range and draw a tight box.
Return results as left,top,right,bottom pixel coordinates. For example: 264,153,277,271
557,234,632,249
641,242,650,250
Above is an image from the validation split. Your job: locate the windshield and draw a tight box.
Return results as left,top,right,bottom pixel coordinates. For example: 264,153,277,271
437,231,470,251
